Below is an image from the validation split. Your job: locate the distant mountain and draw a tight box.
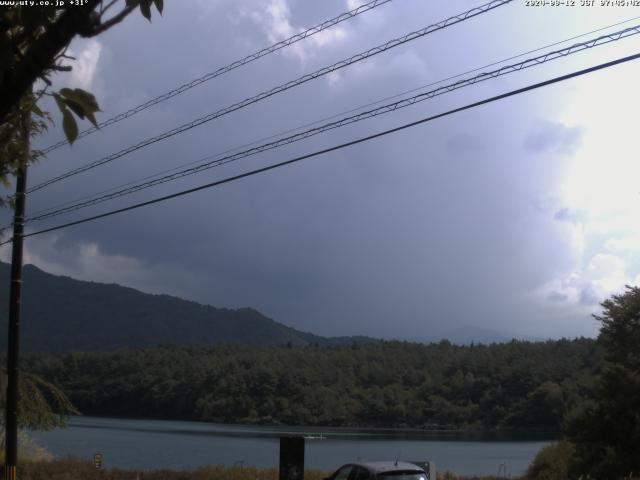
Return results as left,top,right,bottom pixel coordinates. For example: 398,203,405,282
0,262,375,353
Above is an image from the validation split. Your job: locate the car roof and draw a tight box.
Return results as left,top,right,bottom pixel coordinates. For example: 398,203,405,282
352,461,425,474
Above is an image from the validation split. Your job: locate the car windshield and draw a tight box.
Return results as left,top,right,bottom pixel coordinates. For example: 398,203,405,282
379,472,427,480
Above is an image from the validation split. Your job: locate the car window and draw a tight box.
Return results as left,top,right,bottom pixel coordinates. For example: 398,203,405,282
334,466,354,480
352,466,373,480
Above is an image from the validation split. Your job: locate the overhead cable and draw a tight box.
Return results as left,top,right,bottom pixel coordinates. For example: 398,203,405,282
24,23,640,224
25,14,640,221
3,50,637,245
40,0,396,154
27,0,513,194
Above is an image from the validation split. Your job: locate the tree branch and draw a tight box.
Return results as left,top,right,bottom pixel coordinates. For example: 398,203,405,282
85,4,137,37
101,0,120,15
0,0,102,125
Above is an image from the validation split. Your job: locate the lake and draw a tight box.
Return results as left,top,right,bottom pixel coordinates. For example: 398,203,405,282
29,416,553,476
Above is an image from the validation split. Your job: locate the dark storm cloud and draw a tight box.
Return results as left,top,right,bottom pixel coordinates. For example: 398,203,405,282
445,133,486,154
3,0,619,341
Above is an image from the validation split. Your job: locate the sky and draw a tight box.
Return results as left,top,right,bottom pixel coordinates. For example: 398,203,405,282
2,0,640,342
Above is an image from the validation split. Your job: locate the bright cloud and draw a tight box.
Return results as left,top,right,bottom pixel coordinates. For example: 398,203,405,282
559,63,640,245
535,253,628,307
533,59,640,317
0,234,144,285
309,26,347,48
247,0,348,64
65,39,103,91
265,0,296,41
585,253,629,292
605,233,640,253
0,236,200,302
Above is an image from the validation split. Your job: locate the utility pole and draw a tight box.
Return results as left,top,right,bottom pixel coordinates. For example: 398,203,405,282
4,113,29,480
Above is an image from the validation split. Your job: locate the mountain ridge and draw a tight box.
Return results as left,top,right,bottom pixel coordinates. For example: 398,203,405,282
0,262,375,353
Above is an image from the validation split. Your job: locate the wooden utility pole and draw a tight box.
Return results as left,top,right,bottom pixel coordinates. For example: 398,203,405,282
4,113,29,480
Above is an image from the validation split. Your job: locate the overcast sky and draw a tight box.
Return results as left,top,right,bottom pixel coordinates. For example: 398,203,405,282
2,0,640,342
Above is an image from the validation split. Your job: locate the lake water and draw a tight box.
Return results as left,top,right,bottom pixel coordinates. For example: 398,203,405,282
30,416,553,477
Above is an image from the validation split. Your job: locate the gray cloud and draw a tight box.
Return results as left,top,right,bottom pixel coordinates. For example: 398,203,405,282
554,207,586,224
547,291,568,303
580,284,602,306
523,121,584,155
0,0,614,342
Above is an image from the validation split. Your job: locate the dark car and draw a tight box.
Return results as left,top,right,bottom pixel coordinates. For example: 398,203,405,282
325,461,431,480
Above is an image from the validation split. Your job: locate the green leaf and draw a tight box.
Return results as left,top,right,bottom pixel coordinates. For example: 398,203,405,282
63,98,86,120
52,93,66,113
31,103,45,118
153,0,163,15
62,108,78,144
77,89,100,111
60,88,99,114
85,111,98,129
140,0,152,21
125,0,139,6
59,87,74,98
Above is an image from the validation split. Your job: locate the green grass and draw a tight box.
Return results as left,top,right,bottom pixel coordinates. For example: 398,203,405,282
12,458,328,480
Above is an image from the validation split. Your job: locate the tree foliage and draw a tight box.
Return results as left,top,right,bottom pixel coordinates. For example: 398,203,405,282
0,0,163,193
23,338,601,431
0,366,77,432
0,93,50,208
0,0,160,436
526,441,574,480
566,286,640,479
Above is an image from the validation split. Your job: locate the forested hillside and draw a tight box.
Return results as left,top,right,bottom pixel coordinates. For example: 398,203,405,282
0,262,373,352
24,338,601,430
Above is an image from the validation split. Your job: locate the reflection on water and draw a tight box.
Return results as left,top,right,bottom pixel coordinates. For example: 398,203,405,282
30,416,553,476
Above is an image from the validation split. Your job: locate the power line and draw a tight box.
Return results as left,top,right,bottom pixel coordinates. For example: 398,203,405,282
40,0,396,154
25,14,640,221
27,0,513,195
23,23,640,224
4,50,638,245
